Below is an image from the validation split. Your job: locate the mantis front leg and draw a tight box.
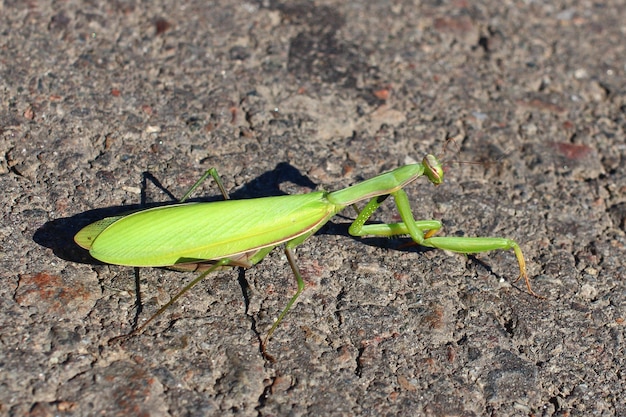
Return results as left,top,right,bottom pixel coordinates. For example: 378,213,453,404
348,190,539,297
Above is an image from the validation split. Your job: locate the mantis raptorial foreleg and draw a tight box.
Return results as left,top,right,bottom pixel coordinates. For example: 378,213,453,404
347,189,537,297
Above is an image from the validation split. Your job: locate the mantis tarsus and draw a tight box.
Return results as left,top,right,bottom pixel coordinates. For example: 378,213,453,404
75,154,538,355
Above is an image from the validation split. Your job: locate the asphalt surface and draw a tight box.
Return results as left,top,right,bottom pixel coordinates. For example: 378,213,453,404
2,1,625,416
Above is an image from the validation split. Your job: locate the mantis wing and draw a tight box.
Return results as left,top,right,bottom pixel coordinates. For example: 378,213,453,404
76,192,339,267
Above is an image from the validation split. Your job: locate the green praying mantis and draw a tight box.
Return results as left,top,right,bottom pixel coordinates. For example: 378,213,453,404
75,154,539,354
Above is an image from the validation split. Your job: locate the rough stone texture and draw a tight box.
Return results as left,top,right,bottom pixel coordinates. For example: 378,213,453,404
2,0,625,416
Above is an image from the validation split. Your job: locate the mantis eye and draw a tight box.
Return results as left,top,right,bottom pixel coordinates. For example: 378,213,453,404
423,154,444,185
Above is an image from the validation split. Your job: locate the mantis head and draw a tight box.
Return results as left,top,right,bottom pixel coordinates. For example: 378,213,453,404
423,154,444,185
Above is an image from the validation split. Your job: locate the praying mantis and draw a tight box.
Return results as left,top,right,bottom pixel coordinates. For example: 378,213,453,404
75,154,538,354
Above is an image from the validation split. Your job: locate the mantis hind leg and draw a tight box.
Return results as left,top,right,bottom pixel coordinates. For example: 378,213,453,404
108,259,232,346
179,167,229,202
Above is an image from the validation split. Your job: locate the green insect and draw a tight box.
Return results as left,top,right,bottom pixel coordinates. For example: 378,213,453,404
75,154,538,354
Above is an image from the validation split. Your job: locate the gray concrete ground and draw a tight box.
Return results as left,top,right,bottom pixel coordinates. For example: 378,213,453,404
2,1,625,416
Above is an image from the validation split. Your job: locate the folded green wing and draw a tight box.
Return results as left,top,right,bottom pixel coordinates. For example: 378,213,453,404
79,192,337,267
